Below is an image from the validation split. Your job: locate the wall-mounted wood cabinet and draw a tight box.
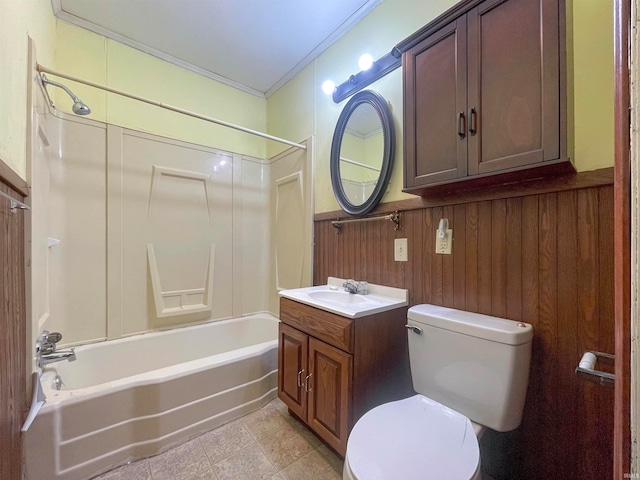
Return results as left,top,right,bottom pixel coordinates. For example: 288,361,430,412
278,297,412,457
400,0,571,194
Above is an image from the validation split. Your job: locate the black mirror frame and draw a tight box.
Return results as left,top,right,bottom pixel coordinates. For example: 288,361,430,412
330,90,395,217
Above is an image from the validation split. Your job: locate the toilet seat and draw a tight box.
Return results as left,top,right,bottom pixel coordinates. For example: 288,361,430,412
345,395,481,480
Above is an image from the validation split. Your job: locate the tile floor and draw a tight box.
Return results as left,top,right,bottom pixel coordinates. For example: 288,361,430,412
93,397,343,480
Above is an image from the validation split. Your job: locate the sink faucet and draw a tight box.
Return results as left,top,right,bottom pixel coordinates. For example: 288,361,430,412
343,279,368,294
36,330,76,367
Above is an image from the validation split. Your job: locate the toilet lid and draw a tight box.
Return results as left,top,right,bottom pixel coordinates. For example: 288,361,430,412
346,395,480,480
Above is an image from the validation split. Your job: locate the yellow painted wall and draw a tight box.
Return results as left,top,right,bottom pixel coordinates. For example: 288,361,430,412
570,0,614,171
53,21,268,159
268,0,615,214
0,0,615,198
0,0,56,179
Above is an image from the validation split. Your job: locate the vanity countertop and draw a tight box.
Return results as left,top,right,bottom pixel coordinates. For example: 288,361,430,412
279,277,408,318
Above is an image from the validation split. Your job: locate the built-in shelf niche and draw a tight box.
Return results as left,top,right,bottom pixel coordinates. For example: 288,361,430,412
147,243,215,318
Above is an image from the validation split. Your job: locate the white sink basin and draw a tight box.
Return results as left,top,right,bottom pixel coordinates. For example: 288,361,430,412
308,290,368,305
279,277,408,318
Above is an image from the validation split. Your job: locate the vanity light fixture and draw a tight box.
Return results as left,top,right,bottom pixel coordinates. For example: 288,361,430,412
322,79,337,96
332,48,402,104
358,53,374,71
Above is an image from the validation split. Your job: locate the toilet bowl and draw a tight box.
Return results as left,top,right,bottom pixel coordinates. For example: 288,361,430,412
343,395,483,480
342,304,533,480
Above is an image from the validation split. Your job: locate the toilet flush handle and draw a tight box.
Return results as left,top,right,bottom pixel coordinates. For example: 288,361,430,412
405,324,423,335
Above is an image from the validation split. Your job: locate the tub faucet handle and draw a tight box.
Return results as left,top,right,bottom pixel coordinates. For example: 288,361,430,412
38,342,56,355
40,330,62,344
47,332,63,344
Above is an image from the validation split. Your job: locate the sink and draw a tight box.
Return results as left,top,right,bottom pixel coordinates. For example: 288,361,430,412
308,291,368,305
279,277,408,318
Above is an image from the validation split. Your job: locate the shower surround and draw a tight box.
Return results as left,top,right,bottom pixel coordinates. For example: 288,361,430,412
24,82,313,478
28,96,312,349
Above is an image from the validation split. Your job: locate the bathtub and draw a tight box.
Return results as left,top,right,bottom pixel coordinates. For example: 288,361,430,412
24,314,279,480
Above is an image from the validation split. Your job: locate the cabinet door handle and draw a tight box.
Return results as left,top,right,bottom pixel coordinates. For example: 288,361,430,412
297,369,305,388
468,108,477,136
305,373,313,393
457,111,466,139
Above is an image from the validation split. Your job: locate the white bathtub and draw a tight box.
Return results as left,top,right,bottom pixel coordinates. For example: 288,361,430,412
24,314,279,480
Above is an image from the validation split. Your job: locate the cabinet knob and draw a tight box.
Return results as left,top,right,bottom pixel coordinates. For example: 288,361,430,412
305,374,313,392
457,111,466,139
297,369,305,388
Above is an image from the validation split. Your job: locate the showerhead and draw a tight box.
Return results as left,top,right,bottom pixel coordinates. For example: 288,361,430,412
41,74,92,116
72,100,91,116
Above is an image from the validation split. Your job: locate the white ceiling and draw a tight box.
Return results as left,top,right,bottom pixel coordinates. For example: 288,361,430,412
53,0,382,98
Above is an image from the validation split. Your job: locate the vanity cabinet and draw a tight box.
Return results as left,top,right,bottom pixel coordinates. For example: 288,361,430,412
278,297,411,457
400,0,570,194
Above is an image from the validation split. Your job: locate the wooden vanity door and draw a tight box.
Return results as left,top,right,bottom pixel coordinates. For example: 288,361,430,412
307,337,352,455
278,323,308,421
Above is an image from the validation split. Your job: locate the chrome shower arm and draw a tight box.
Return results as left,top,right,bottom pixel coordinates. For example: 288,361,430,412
41,74,80,102
40,73,91,115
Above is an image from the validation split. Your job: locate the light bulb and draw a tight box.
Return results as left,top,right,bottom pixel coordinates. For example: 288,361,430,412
322,80,336,96
358,53,374,71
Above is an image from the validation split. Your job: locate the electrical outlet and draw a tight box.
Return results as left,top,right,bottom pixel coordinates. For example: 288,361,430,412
435,229,453,254
394,238,408,261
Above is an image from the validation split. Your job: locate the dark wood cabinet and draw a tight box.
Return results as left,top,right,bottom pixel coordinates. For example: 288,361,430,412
401,0,570,194
278,297,412,456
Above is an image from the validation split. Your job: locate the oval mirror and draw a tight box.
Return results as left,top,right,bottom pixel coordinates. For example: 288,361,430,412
330,90,395,216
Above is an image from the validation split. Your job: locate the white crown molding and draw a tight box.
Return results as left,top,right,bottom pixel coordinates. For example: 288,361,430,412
50,0,62,15
265,0,382,98
52,8,267,99
52,0,382,99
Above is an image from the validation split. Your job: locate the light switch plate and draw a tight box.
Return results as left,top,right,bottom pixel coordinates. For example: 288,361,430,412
435,229,453,254
394,238,408,261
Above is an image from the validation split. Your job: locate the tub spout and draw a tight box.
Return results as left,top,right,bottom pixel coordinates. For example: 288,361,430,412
39,349,76,366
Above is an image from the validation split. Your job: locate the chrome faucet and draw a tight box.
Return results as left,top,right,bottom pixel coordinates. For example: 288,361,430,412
39,349,76,366
36,330,76,367
342,279,368,295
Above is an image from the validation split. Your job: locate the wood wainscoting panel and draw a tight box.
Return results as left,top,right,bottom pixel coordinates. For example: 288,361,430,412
0,181,27,480
314,183,615,480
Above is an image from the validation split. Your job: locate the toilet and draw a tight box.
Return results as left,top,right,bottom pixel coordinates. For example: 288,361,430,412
343,304,533,480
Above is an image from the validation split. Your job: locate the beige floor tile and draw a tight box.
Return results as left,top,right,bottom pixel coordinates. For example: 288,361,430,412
90,401,342,480
184,466,218,480
241,402,290,440
92,459,151,480
316,444,344,476
199,419,256,465
269,396,289,416
211,445,276,480
258,424,316,470
279,449,341,480
149,438,211,480
283,415,322,449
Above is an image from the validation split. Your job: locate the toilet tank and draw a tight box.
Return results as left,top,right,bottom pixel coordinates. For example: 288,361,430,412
407,304,533,432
